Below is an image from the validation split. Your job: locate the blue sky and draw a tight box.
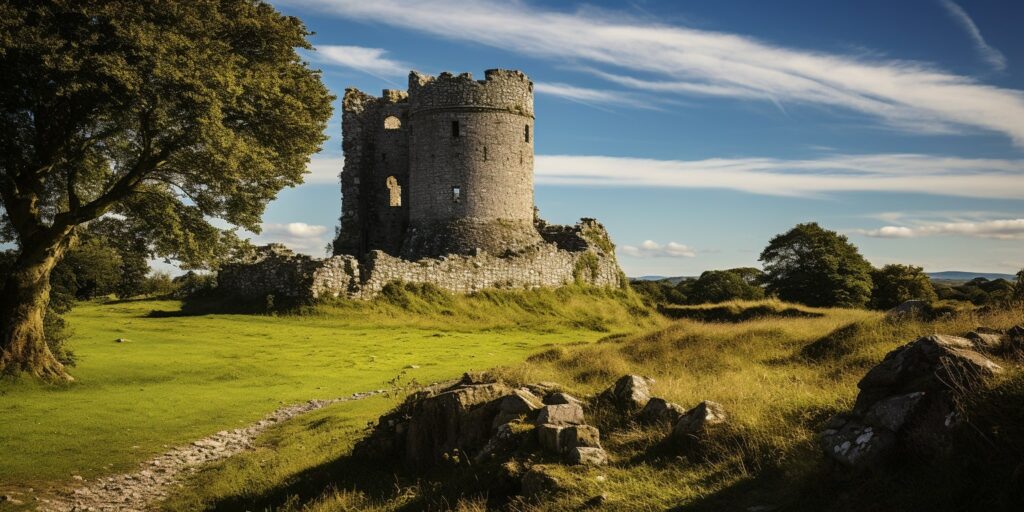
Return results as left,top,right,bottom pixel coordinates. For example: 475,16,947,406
251,0,1024,277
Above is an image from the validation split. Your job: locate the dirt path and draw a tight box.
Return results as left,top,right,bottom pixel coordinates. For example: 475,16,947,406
37,389,386,512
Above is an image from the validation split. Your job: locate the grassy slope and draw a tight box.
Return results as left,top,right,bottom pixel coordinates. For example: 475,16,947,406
0,286,654,497
159,300,1024,511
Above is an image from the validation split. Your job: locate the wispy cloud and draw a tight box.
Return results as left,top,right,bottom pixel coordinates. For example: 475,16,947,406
284,0,1024,146
314,45,408,79
619,240,697,258
534,82,656,110
304,156,344,184
534,153,1024,199
857,218,1024,240
256,222,331,255
939,0,1007,72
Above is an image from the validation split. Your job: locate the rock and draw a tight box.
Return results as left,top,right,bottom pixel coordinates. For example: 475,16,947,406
964,331,1003,351
601,375,654,410
0,495,24,505
355,380,513,468
862,392,925,432
638,397,686,425
520,465,561,497
583,493,609,508
671,401,727,440
460,371,493,385
474,422,528,463
525,381,563,396
821,333,1005,470
1006,325,1024,353
886,300,930,320
820,418,895,469
543,392,582,406
855,334,1002,412
114,338,130,343
501,389,544,414
535,403,585,426
568,447,608,466
537,424,601,454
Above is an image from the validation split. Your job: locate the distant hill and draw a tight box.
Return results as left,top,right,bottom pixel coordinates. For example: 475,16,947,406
630,275,691,285
927,271,1016,282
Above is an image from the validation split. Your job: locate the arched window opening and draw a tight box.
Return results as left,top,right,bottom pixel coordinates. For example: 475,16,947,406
383,116,401,130
386,176,401,207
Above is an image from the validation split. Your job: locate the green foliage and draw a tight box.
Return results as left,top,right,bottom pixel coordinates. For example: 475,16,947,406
139,271,177,297
630,279,688,305
1012,269,1024,302
50,237,123,301
684,269,765,304
759,222,873,308
572,252,601,283
934,277,1016,306
171,271,218,299
869,264,938,310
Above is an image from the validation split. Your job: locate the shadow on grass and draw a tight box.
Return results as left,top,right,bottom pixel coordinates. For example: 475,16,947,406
659,305,823,323
145,295,310,318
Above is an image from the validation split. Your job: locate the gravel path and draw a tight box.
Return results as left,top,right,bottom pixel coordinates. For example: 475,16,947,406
38,389,386,512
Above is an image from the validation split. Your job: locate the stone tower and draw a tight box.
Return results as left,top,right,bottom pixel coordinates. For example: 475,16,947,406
402,69,541,257
334,69,543,259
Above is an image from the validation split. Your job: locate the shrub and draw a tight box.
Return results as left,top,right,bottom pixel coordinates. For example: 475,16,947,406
869,264,937,310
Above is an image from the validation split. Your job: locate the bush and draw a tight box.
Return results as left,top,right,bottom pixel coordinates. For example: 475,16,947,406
870,264,937,310
684,269,765,304
139,272,178,297
172,272,217,299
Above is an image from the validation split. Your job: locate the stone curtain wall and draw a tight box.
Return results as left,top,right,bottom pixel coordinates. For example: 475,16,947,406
219,220,625,302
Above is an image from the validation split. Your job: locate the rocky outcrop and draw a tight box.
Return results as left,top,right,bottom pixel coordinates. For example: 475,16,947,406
638,397,687,425
821,334,1003,470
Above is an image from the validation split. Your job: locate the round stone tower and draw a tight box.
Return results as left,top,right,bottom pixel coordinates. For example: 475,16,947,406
402,69,542,257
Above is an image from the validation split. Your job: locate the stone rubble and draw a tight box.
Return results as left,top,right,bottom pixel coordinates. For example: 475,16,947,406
39,390,385,512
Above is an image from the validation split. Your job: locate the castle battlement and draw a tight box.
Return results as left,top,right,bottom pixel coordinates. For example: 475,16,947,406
407,69,534,118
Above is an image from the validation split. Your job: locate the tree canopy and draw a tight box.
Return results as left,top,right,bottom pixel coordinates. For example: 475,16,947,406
0,0,333,379
759,223,873,308
869,264,937,310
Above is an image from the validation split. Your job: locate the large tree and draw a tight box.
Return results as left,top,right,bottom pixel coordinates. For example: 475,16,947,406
0,0,333,380
759,223,873,308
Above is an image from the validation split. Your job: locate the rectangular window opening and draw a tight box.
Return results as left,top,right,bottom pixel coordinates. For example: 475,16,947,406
452,186,462,203
451,120,460,138
525,124,530,143
483,146,488,161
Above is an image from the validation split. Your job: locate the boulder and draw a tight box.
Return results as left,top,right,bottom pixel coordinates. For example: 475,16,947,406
568,447,608,466
671,401,727,441
538,424,601,454
501,389,544,414
535,403,585,426
601,375,654,410
821,333,1004,470
1006,325,1024,353
964,331,1004,352
820,418,895,469
886,300,930,320
474,422,529,463
855,334,1001,412
638,397,686,425
543,392,582,406
354,380,513,469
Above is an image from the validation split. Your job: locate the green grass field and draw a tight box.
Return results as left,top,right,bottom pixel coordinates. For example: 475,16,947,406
0,285,655,498
154,300,1024,511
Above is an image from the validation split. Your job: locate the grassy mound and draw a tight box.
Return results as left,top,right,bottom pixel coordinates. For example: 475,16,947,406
158,301,1024,511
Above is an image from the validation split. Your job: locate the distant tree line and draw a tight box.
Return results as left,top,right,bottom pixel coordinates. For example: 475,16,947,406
633,222,1023,310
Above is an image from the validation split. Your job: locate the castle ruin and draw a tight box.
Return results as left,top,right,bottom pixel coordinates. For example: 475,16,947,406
219,70,624,301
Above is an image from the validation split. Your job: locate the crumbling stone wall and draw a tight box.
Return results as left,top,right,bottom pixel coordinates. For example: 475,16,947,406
219,220,624,302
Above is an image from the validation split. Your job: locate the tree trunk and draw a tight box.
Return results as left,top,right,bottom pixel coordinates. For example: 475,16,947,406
0,235,73,382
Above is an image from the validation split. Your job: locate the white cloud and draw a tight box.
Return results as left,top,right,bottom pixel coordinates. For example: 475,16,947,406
534,153,1024,199
304,156,344,184
939,0,1007,72
534,82,656,110
254,222,331,255
858,219,1024,240
315,45,408,78
619,240,697,258
284,0,1024,145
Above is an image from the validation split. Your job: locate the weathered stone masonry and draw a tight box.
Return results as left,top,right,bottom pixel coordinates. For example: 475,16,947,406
219,69,625,301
